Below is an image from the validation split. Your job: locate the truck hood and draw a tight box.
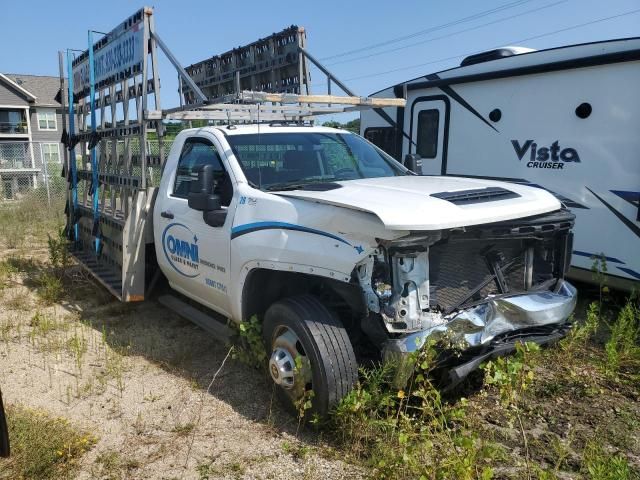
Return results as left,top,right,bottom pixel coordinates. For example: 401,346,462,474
275,176,561,230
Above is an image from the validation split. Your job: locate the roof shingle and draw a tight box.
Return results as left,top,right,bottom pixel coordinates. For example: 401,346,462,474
4,74,66,107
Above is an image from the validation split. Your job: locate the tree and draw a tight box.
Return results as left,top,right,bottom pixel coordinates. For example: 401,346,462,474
322,118,360,134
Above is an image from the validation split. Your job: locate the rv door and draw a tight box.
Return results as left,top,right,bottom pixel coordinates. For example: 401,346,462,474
409,99,448,175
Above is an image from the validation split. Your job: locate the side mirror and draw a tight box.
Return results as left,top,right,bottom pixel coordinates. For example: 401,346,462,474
187,164,226,227
404,154,423,174
188,164,222,212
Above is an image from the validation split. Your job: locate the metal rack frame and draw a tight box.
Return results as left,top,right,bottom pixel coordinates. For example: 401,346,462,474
59,6,405,302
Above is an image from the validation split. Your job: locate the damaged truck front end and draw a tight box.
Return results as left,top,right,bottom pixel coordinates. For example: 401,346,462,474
357,208,577,386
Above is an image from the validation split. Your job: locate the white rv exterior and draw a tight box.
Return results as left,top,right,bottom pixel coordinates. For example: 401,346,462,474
361,37,640,288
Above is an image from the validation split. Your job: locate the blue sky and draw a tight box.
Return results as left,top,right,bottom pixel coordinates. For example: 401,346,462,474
2,0,639,117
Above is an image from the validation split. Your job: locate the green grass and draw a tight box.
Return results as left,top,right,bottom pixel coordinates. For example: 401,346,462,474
0,193,65,251
0,405,96,480
324,296,640,480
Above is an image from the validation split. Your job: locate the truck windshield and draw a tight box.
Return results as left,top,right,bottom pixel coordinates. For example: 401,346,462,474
226,132,407,191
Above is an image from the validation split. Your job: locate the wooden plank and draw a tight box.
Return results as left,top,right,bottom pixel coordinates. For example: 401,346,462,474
241,91,406,107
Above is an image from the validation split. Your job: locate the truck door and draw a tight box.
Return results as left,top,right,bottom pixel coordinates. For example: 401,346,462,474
154,135,234,316
409,98,448,175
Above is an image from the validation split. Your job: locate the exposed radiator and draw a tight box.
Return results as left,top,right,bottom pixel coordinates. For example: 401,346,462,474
428,239,527,312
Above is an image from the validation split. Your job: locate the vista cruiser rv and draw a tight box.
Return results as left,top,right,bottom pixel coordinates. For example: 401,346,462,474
360,37,640,289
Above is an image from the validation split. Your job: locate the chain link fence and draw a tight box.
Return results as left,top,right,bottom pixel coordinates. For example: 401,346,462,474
0,141,66,207
0,139,173,209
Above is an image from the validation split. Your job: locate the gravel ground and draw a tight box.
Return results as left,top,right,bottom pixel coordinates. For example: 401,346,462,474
0,248,365,479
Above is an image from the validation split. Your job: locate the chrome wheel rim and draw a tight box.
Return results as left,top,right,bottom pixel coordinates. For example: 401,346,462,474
269,326,312,403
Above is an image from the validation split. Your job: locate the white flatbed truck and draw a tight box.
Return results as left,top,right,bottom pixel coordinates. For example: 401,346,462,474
59,8,577,416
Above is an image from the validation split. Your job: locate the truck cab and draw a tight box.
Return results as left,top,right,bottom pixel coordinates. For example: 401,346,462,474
152,124,577,416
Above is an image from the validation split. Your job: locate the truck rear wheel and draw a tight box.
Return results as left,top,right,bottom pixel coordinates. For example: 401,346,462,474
263,295,357,418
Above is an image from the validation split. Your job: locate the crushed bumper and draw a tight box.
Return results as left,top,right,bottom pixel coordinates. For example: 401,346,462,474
383,280,577,384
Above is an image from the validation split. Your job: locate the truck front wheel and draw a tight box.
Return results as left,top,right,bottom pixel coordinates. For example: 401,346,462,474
263,295,357,418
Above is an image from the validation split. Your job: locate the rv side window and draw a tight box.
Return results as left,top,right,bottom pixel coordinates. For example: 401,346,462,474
364,127,398,160
416,109,439,158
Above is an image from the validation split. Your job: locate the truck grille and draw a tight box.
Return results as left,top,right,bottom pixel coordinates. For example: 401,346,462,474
429,239,527,312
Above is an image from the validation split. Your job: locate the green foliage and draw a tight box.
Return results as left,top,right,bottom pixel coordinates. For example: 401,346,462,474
0,192,65,250
331,342,497,479
603,297,640,378
231,315,268,368
47,227,71,271
583,440,633,480
590,254,609,302
36,273,64,305
0,259,18,290
482,342,540,409
322,118,360,134
1,404,96,479
563,302,600,351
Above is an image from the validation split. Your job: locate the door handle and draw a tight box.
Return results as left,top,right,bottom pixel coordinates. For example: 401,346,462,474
160,211,174,219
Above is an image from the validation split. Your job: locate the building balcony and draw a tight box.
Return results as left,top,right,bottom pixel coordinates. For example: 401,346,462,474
0,121,28,135
0,142,34,170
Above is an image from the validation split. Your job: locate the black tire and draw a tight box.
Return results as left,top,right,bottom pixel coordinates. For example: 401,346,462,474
263,294,358,418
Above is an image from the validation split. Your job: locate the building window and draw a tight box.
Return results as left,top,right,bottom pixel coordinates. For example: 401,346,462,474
42,143,60,163
416,109,439,159
37,110,57,131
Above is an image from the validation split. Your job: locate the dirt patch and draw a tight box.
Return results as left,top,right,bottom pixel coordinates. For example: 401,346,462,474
0,249,364,479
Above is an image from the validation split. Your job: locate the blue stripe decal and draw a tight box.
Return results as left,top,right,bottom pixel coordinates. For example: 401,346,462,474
572,250,624,264
610,190,640,205
231,222,351,246
616,267,640,280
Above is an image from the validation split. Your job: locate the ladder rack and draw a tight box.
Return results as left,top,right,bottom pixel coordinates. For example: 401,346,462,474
147,91,406,122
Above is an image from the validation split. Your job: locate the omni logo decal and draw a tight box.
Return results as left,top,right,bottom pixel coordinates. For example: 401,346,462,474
162,223,200,277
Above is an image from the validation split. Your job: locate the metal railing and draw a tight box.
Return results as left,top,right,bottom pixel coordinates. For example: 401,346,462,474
0,121,28,135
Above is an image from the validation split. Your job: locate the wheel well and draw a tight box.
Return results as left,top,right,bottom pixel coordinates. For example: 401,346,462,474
241,269,367,332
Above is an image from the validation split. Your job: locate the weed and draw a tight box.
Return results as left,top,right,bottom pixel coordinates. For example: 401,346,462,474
591,254,609,305
0,404,96,480
5,289,32,310
332,341,497,479
232,315,267,368
563,302,600,352
67,333,88,371
30,311,62,337
583,439,633,480
282,441,312,460
36,273,64,305
172,422,195,437
0,259,18,289
93,449,140,479
105,347,126,395
196,459,222,480
482,342,540,411
603,297,640,379
47,228,71,272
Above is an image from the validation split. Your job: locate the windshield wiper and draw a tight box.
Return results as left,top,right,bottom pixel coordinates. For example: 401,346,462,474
264,182,308,191
264,179,335,192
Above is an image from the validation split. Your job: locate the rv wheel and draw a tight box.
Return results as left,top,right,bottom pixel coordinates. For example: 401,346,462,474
263,295,357,419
